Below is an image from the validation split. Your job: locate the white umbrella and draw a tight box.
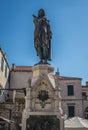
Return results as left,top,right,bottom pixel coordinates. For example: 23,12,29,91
65,116,88,130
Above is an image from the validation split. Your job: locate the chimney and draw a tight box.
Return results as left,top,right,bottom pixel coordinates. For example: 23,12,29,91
86,81,88,86
55,68,60,76
12,64,16,70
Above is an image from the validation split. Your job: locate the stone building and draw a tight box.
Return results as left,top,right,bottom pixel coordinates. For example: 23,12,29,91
0,47,88,129
57,75,83,118
82,82,88,119
10,64,88,119
0,47,10,129
0,47,10,102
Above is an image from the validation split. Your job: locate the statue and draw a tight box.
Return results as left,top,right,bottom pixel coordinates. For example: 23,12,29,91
33,9,52,64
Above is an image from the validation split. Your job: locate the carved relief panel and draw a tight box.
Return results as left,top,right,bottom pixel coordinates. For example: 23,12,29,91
32,80,54,111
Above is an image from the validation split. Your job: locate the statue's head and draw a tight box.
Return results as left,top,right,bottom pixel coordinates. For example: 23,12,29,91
38,9,45,18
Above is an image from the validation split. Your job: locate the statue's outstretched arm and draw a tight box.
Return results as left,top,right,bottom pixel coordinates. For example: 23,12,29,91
32,14,37,18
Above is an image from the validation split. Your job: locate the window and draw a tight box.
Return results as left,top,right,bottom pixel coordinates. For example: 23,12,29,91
84,107,88,119
0,85,2,95
67,85,74,96
5,65,7,78
1,57,4,72
68,106,75,117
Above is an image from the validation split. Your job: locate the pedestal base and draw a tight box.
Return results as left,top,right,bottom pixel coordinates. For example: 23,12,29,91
22,64,64,130
22,111,64,130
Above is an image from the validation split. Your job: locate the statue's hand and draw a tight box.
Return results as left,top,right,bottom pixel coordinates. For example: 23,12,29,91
32,14,36,18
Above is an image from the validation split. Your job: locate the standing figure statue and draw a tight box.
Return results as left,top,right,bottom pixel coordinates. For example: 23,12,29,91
33,9,52,64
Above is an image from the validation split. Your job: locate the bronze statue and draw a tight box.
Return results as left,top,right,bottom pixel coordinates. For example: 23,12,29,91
33,9,52,64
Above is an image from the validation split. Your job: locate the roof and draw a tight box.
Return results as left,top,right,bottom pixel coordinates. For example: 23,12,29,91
11,65,32,72
55,74,82,80
65,116,88,128
0,47,10,70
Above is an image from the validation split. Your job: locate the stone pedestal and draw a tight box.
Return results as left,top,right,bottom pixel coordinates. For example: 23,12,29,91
22,64,64,130
31,64,54,86
32,64,54,76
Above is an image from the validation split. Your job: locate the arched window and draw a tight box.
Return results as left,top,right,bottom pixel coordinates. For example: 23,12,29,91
84,107,88,119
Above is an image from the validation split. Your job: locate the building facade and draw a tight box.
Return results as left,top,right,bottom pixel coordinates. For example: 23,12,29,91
9,64,88,119
0,48,88,129
0,47,10,102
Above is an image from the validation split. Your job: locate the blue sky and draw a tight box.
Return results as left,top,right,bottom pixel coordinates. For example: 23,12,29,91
0,0,88,85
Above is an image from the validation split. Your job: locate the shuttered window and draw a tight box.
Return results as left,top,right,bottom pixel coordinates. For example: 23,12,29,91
1,57,4,72
68,85,74,96
5,65,7,78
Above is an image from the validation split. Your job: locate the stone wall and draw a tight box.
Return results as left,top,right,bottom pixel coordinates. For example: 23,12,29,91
10,71,32,89
0,49,10,102
0,50,10,88
10,71,32,99
59,78,83,117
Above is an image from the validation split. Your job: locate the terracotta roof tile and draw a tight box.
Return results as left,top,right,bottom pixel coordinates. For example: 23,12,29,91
59,76,82,80
11,66,32,72
54,75,82,80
